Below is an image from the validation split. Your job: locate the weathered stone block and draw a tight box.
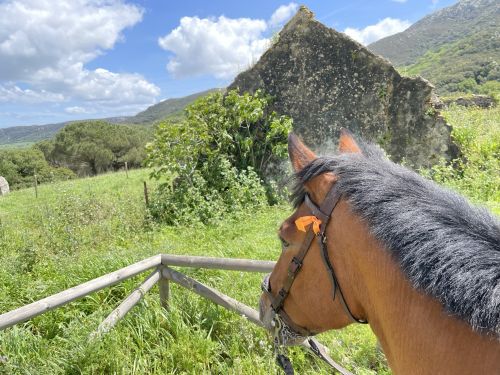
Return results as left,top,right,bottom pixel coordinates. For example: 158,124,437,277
229,6,455,168
443,95,496,109
0,176,9,196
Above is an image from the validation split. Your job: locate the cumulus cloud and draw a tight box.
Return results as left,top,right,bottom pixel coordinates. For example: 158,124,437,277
269,3,299,27
159,16,268,79
344,18,411,45
158,2,299,80
0,84,64,104
0,0,159,107
65,106,88,114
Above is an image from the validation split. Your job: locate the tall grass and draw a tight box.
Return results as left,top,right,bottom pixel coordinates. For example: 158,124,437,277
0,169,385,374
0,104,497,374
425,104,499,215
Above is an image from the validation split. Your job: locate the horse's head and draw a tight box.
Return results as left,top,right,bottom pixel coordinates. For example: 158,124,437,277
259,130,367,346
260,130,500,372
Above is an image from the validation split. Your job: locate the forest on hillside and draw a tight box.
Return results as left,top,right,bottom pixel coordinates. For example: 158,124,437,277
0,121,151,189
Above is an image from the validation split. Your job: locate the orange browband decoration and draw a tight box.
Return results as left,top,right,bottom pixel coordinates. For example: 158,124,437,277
295,216,322,235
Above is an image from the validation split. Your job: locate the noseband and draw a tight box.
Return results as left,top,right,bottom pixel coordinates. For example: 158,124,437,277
262,183,367,341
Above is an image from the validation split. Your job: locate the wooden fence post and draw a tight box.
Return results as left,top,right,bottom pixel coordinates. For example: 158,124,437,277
34,173,38,198
124,161,128,178
143,181,149,206
158,266,170,311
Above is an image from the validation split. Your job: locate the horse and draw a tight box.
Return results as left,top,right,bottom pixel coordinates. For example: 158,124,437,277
259,130,500,374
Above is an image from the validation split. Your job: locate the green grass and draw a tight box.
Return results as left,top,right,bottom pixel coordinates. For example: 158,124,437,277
426,104,500,215
0,103,497,374
0,169,386,374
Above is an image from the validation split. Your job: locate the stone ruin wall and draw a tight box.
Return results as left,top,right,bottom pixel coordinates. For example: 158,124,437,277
229,6,456,168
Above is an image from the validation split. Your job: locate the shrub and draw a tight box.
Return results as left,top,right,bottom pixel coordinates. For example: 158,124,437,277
148,159,267,225
145,89,292,225
0,148,75,190
424,104,499,203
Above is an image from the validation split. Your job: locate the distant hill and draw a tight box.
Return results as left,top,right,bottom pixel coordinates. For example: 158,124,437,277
0,89,218,146
369,0,498,66
122,88,221,125
0,122,67,146
368,0,499,95
399,29,499,95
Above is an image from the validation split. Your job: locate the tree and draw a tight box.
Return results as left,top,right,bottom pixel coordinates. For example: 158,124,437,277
0,148,75,190
145,89,292,225
146,89,292,182
48,121,150,176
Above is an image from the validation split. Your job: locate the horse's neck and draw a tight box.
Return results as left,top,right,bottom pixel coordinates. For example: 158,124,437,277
356,235,500,374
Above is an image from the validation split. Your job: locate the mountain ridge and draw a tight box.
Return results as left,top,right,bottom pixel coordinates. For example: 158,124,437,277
0,89,220,145
368,0,499,66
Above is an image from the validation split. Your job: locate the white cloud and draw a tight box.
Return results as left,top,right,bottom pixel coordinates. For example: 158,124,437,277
0,0,142,81
269,3,299,27
0,84,64,104
0,0,159,107
65,106,88,114
391,0,408,3
159,16,269,79
158,2,300,80
344,18,411,45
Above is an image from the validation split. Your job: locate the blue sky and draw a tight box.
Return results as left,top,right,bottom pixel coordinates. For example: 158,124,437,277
0,0,457,128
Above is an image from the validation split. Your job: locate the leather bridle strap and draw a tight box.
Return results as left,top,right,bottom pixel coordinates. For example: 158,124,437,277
269,226,317,336
270,184,343,312
269,182,367,332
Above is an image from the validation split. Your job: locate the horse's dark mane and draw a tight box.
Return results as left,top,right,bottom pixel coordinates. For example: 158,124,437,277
292,140,500,338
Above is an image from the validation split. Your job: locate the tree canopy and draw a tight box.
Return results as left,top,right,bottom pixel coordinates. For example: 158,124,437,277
0,148,75,190
44,121,151,176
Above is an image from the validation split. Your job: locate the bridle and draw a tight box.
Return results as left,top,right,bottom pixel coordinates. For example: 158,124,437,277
261,182,367,373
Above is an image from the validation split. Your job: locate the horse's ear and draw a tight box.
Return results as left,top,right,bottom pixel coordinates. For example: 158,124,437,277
288,133,317,172
338,128,362,154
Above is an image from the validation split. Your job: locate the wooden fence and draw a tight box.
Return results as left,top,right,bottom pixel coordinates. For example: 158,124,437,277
0,254,345,372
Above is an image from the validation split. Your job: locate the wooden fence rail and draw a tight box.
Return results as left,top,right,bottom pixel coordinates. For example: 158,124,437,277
0,254,274,331
0,254,344,373
96,268,162,335
0,255,162,330
162,266,263,327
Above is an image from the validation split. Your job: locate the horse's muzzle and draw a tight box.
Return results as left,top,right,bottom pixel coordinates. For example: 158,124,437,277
259,273,309,347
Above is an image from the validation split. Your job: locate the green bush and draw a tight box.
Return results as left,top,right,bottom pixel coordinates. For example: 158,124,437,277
0,147,75,190
148,159,267,225
145,89,292,225
424,104,499,203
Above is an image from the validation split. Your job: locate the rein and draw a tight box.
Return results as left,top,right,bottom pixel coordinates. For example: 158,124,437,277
261,183,367,374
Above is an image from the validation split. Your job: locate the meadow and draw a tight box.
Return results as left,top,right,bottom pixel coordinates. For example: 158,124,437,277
0,169,385,374
0,104,498,374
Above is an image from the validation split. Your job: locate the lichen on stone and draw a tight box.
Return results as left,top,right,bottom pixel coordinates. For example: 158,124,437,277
229,6,455,168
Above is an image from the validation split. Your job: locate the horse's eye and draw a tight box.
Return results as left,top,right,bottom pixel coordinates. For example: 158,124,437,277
279,236,290,249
